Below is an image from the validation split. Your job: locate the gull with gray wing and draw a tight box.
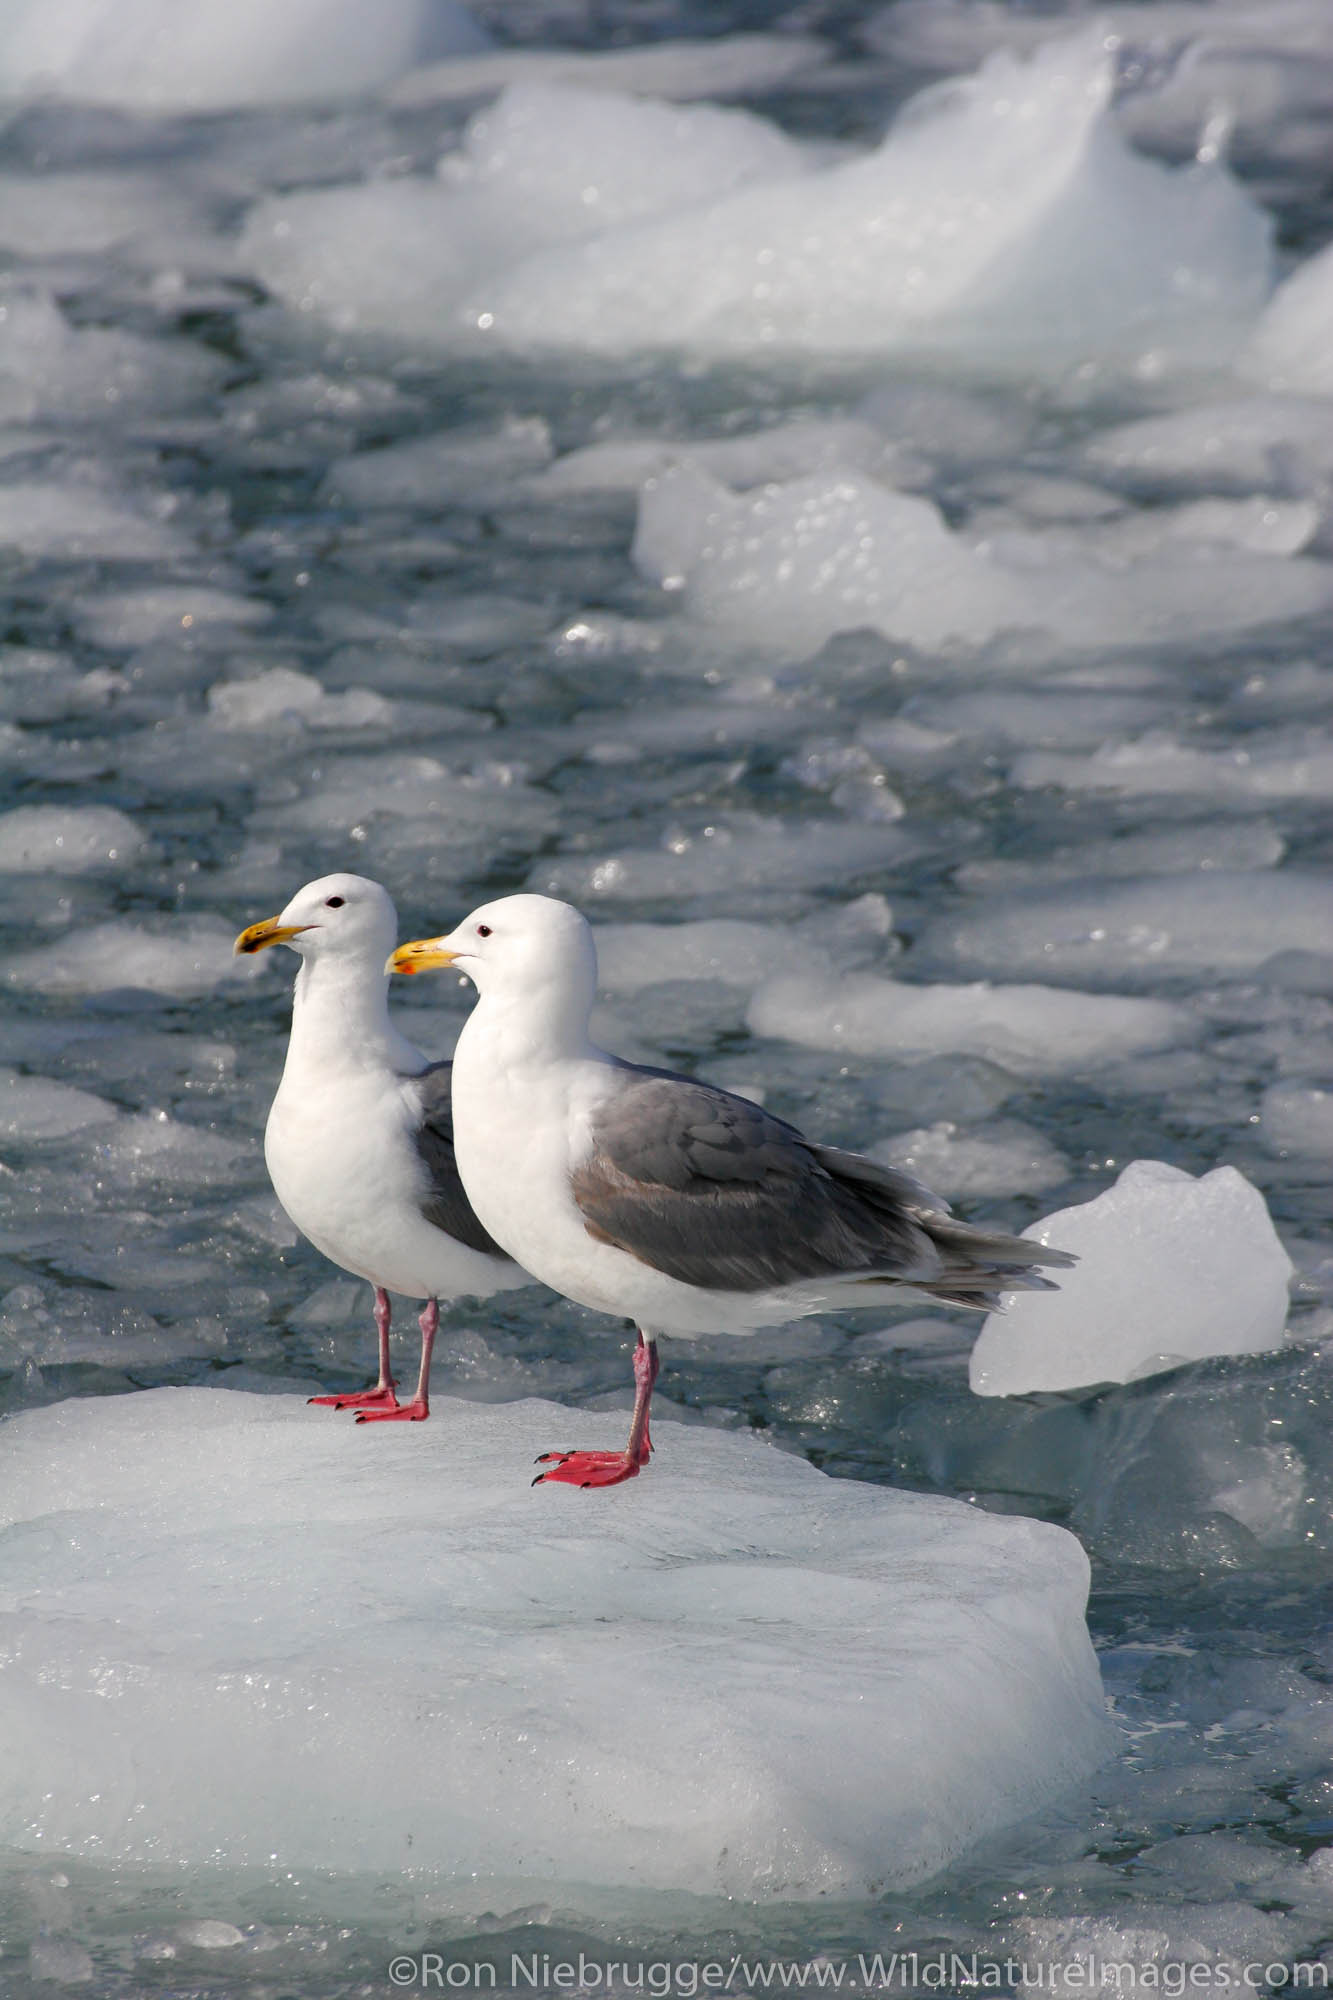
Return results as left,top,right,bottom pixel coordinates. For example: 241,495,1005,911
390,892,1073,1483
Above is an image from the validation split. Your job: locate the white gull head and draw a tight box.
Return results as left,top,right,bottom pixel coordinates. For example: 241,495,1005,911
236,871,398,971
392,892,599,1056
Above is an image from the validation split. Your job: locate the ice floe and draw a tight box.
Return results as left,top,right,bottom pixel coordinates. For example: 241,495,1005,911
239,31,1271,371
1240,238,1333,396
0,804,145,874
0,1388,1112,1894
630,462,1333,662
970,1161,1294,1395
748,972,1188,1078
0,0,489,110
918,873,1333,986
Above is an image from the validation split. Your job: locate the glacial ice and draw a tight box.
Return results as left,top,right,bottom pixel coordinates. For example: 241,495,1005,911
72,587,273,651
0,804,145,874
239,31,1271,369
748,972,1188,1078
0,479,190,562
1012,732,1333,806
1259,1082,1333,1158
1240,238,1333,396
0,289,225,422
0,1069,118,1140
4,916,263,1000
0,0,489,110
1080,396,1333,495
917,873,1333,986
872,1119,1070,1200
630,462,1333,662
0,1388,1111,1895
969,1162,1294,1396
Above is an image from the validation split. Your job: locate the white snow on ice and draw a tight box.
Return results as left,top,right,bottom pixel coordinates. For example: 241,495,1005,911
0,1388,1112,1895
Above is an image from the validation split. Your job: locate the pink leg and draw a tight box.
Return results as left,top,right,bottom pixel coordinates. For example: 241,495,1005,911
309,1287,400,1412
534,1333,660,1489
357,1298,436,1423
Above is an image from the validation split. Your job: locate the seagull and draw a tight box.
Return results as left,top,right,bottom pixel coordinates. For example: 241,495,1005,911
389,892,1074,1485
234,873,528,1421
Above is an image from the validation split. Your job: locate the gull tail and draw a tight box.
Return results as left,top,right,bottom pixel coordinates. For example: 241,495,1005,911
911,1215,1075,1313
815,1143,1076,1314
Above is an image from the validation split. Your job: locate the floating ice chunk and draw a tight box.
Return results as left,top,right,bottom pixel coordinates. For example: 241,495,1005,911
96,1112,251,1192
634,463,1028,655
5,917,263,1000
531,417,907,500
0,0,489,110
631,463,1333,661
441,81,807,234
872,1119,1070,1199
0,171,209,261
969,1161,1293,1396
246,755,557,869
206,668,392,732
954,819,1286,892
1240,239,1333,397
0,290,223,424
0,481,188,563
903,689,1163,752
27,1937,93,1985
918,872,1333,986
1013,732,1333,805
0,1070,118,1140
1174,496,1319,556
595,919,832,996
176,1920,244,1950
469,34,1268,365
1259,1082,1333,1158
241,82,811,344
0,805,145,874
1010,1905,1297,2000
748,972,1187,1079
0,1283,226,1371
1079,396,1333,496
243,32,1269,370
324,419,552,510
1081,494,1321,560
387,33,830,110
532,819,913,907
74,588,272,651
0,1388,1110,1894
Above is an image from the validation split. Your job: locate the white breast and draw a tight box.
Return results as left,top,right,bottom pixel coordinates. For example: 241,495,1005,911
265,1064,508,1301
447,1030,808,1336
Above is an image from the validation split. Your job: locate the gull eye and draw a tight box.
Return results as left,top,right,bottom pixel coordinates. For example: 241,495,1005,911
326,896,345,908
476,923,492,937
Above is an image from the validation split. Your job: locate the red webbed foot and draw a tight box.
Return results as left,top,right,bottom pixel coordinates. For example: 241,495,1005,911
356,1398,429,1424
533,1333,659,1489
309,1384,399,1412
533,1447,647,1489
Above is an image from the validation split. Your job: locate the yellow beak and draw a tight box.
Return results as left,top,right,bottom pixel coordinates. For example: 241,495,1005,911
233,916,313,957
386,938,457,977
